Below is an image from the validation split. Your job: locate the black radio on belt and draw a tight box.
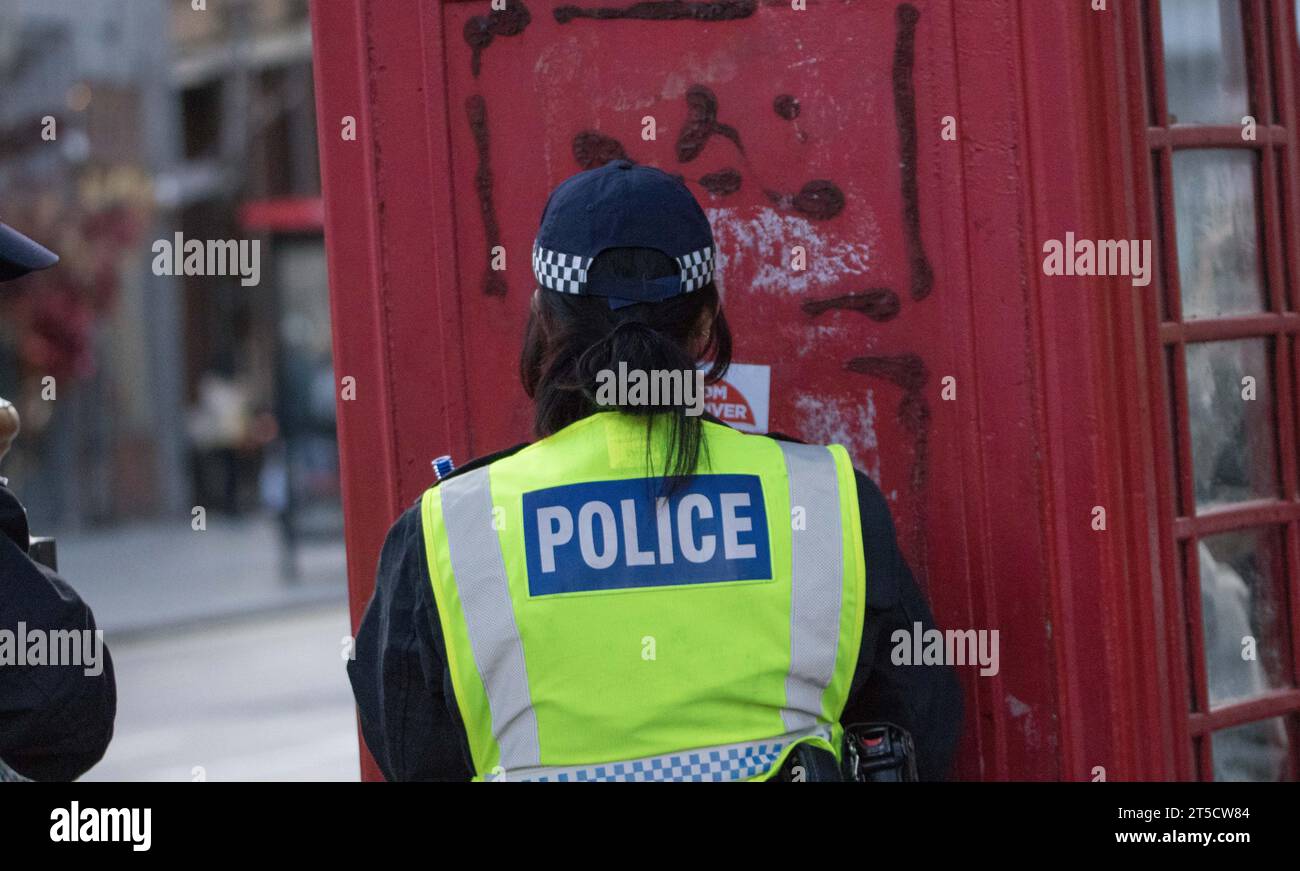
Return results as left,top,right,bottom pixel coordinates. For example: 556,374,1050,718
771,722,918,781
841,722,919,782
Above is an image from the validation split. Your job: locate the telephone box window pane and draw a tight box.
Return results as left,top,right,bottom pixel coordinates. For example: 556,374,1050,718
1185,339,1277,509
1197,527,1291,707
1161,0,1249,125
1210,716,1289,780
1172,150,1265,318
1166,346,1190,514
1151,154,1170,321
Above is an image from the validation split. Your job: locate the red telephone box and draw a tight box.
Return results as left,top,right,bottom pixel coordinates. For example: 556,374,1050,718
310,0,1300,781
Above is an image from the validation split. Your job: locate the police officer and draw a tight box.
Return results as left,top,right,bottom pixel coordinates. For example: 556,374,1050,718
0,221,116,781
348,161,961,781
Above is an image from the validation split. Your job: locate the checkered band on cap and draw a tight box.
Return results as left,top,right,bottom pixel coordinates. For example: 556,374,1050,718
532,244,592,295
674,245,715,294
532,242,716,297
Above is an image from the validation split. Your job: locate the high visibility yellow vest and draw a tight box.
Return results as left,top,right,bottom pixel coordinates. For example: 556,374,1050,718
420,411,865,781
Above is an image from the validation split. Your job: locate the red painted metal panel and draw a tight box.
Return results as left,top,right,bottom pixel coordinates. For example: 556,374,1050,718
310,0,1200,780
310,0,400,783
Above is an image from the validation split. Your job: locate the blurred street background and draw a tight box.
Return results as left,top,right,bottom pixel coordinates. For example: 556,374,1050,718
0,0,355,779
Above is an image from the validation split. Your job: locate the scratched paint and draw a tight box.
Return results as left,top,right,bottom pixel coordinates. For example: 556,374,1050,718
1006,695,1042,751
792,391,882,485
790,323,857,360
659,53,742,98
706,205,879,297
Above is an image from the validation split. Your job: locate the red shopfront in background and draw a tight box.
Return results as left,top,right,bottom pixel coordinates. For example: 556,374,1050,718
309,0,1300,782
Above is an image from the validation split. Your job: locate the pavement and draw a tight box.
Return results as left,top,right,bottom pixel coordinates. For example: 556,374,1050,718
52,513,348,636
43,513,362,781
84,603,360,782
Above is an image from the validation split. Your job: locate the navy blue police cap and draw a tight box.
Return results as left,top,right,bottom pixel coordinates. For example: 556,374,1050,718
0,221,59,283
531,160,716,309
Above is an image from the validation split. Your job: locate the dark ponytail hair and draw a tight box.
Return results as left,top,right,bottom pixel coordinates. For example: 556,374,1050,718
519,247,732,487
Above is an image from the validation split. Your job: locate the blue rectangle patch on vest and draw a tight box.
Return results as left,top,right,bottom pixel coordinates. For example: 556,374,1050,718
522,474,772,596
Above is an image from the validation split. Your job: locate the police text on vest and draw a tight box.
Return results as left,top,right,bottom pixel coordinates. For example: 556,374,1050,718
523,475,771,595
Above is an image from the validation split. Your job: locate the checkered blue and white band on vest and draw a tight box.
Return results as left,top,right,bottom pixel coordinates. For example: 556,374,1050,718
531,243,715,296
487,724,835,783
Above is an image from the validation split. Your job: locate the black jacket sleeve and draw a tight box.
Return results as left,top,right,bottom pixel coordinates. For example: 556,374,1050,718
347,500,473,781
0,486,116,781
348,465,963,782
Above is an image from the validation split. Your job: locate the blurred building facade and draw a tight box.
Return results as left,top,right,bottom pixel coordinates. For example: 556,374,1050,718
0,0,334,553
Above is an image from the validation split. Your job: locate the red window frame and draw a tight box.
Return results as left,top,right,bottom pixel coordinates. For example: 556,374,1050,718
1126,0,1300,780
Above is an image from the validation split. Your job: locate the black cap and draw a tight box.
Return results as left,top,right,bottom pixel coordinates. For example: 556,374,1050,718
0,221,59,283
531,160,716,309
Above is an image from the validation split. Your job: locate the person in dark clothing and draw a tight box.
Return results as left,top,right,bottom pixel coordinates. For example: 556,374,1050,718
0,221,116,781
347,162,962,781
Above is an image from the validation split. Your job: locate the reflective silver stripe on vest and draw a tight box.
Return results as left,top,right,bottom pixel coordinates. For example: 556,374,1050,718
778,442,845,733
491,725,834,782
440,467,541,770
